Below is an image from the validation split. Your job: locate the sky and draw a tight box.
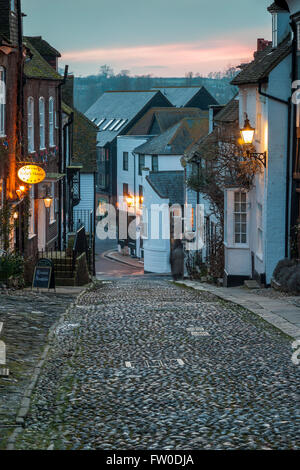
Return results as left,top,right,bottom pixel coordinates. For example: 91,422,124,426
22,0,272,77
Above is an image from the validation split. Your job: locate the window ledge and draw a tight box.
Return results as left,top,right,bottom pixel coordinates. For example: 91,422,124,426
40,147,46,151
49,219,56,225
224,242,249,250
256,252,264,262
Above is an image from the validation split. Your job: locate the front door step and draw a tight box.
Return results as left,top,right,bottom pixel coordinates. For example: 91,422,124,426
244,279,260,289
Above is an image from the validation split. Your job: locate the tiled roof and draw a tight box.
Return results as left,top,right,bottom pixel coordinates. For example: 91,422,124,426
231,36,291,85
25,36,61,57
23,38,63,81
128,107,206,136
185,130,218,161
134,117,208,156
152,86,217,109
214,96,239,123
146,171,184,205
62,101,98,173
85,90,172,147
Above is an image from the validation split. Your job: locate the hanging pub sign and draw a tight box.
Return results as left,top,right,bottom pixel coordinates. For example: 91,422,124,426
18,165,46,184
32,258,55,290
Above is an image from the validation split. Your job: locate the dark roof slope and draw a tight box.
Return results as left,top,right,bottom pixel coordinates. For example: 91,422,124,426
134,117,208,156
25,36,61,57
62,101,97,173
231,36,291,85
128,107,207,136
85,90,172,146
146,171,184,205
268,1,289,11
152,86,217,109
214,96,239,123
23,38,63,81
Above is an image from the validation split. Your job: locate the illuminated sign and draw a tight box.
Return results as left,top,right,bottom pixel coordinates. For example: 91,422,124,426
18,165,46,184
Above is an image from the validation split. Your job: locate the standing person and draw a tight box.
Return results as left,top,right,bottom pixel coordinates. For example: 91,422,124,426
170,240,184,281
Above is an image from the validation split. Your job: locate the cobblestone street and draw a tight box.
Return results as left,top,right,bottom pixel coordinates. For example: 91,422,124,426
0,290,75,449
9,279,300,450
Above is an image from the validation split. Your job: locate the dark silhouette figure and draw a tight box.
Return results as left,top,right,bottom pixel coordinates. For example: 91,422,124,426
170,240,184,281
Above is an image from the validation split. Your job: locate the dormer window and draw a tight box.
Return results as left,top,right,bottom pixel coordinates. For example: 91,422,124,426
272,13,278,47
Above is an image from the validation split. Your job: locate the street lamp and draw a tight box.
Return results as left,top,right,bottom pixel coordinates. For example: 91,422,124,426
43,188,53,209
240,114,267,167
240,115,255,144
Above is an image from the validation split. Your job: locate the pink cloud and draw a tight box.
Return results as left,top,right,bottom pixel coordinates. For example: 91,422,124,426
62,40,254,76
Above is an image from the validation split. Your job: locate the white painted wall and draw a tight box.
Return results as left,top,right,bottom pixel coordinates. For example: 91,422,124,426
117,136,183,204
224,51,291,284
73,173,95,232
142,169,171,273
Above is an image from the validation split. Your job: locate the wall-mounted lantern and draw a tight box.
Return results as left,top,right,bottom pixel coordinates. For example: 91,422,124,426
43,190,53,209
240,114,266,167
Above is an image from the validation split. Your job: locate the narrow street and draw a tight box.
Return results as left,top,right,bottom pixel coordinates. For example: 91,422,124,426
10,277,299,450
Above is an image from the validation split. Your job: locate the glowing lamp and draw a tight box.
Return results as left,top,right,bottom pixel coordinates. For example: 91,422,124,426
43,196,53,209
126,196,134,206
13,212,18,220
240,115,255,145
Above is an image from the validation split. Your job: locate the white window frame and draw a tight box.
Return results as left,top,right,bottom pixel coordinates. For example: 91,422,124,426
50,182,56,224
0,66,6,137
27,97,35,152
29,186,36,237
39,97,45,149
297,23,300,52
49,97,55,147
233,191,247,245
256,202,263,260
272,13,278,48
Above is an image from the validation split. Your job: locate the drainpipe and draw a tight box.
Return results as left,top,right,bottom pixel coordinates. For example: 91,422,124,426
258,80,291,257
62,111,74,248
58,65,69,250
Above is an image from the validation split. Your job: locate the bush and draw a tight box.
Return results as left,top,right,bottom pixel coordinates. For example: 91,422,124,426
0,252,25,288
273,258,300,294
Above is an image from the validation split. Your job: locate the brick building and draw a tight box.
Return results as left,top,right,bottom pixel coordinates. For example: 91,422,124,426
0,0,24,251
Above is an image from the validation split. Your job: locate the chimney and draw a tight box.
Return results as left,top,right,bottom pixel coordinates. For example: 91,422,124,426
62,75,74,108
257,38,272,52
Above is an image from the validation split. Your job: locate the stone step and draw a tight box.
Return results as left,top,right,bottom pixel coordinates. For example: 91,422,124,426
55,277,76,287
54,270,74,278
244,279,260,289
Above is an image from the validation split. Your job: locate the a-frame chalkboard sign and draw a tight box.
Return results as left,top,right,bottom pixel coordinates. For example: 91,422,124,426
32,258,55,290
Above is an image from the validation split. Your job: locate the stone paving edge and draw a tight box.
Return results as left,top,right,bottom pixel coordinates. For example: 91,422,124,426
174,280,300,340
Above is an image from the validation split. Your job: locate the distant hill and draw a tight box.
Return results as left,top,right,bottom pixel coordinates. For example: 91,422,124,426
72,67,238,113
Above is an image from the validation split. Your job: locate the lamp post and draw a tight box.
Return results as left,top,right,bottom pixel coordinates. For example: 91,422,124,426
240,114,267,167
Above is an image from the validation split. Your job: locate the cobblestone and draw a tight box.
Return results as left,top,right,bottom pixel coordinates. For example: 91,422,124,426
10,279,300,450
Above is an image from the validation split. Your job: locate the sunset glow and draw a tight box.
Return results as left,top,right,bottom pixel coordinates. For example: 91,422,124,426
62,40,254,77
